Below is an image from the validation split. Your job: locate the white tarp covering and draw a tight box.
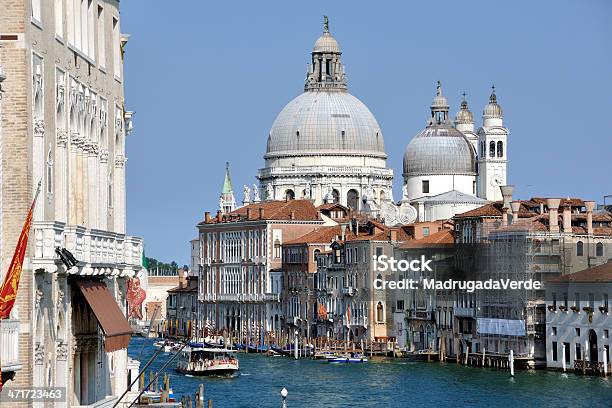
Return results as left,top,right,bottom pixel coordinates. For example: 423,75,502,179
476,318,526,336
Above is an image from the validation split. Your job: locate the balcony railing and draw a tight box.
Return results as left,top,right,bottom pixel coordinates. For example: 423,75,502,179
0,319,21,372
32,221,143,275
263,293,280,302
341,287,356,296
454,307,476,317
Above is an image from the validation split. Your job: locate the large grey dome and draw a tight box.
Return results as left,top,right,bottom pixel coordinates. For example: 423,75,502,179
403,124,476,176
265,91,386,158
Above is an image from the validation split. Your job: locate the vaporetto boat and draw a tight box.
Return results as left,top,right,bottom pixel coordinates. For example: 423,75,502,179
176,343,239,376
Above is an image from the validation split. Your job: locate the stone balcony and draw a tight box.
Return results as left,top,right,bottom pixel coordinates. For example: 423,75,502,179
31,221,143,276
341,286,356,296
263,293,280,302
0,319,21,373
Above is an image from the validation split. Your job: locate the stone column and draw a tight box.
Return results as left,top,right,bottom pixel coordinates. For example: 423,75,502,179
33,118,45,219
56,131,68,222
114,155,126,233
68,132,80,225
99,150,109,231
87,142,99,229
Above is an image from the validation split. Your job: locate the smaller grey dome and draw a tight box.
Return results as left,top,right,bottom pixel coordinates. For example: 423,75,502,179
313,32,340,53
483,90,503,118
455,99,473,124
403,124,476,176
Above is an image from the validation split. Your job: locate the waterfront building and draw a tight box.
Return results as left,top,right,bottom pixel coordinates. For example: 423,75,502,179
390,226,455,352
545,262,612,375
453,194,612,365
166,274,198,338
256,18,394,210
0,1,143,405
196,199,331,340
140,267,187,333
312,220,410,343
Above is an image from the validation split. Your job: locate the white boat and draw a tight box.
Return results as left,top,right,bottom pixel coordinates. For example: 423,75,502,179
176,344,239,376
153,340,175,353
328,352,368,363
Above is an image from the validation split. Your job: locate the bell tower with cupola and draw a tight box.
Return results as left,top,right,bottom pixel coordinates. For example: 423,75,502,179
477,86,509,201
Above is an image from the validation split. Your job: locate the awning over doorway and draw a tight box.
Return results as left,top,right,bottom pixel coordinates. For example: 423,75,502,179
77,280,133,352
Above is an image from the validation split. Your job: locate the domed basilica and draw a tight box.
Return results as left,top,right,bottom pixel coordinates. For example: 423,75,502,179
239,18,508,225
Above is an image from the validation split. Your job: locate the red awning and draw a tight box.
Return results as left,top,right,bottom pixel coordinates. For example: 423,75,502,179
77,280,133,352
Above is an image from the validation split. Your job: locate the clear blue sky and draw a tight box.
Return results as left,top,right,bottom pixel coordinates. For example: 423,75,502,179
121,0,612,265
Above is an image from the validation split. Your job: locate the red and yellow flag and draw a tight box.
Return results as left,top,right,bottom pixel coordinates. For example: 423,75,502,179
0,184,40,318
0,182,40,390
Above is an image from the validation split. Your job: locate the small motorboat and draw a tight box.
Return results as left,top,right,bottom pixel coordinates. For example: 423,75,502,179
328,352,368,363
153,340,175,353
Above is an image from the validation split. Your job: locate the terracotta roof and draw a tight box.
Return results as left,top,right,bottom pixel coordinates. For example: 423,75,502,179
549,262,612,283
531,197,585,207
399,229,455,248
454,202,535,219
202,200,320,224
316,203,350,212
284,225,354,245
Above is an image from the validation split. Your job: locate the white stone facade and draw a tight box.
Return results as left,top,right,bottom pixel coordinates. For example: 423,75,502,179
0,1,142,406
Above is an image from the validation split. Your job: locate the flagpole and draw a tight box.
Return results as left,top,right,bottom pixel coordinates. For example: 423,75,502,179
0,179,42,391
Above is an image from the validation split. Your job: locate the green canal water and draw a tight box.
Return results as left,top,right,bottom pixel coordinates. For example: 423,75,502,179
128,337,611,407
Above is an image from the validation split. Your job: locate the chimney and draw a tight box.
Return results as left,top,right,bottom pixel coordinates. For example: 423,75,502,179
510,201,521,224
501,208,509,227
341,225,346,241
246,207,252,220
259,207,265,219
390,229,398,242
562,204,572,233
584,200,595,235
205,211,211,223
289,210,295,220
547,198,561,232
500,185,514,211
539,202,545,214
216,210,222,222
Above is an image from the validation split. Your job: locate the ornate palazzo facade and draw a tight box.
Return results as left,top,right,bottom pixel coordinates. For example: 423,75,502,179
0,1,142,406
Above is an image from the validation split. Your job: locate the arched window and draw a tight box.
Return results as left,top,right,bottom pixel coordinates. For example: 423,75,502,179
376,302,384,323
576,241,584,257
313,249,320,262
285,189,295,200
489,141,495,158
497,141,503,157
332,189,340,204
274,239,281,259
347,189,359,210
379,190,386,203
596,242,604,257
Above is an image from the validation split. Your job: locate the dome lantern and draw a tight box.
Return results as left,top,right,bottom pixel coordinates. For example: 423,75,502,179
483,85,503,127
305,16,347,91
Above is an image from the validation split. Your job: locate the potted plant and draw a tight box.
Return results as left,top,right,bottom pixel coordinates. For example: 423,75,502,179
599,306,609,314
582,306,594,313
559,305,568,312
570,305,579,313
547,305,556,312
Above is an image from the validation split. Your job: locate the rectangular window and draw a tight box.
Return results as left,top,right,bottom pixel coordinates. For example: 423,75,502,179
422,180,429,194
55,0,63,37
552,327,557,336
397,300,404,310
112,17,121,78
87,0,95,59
375,247,383,257
604,329,609,339
588,293,594,309
423,227,430,237
564,343,570,363
552,341,558,361
604,294,609,309
575,343,581,360
32,0,42,23
575,327,580,337
575,293,580,309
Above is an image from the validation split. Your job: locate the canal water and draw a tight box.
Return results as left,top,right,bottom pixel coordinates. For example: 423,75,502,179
128,337,611,407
